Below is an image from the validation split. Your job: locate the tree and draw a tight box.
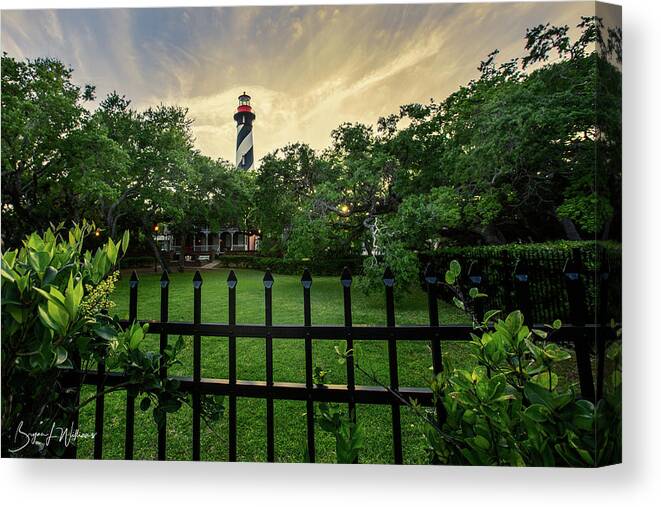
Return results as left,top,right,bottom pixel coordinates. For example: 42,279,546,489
384,16,622,243
251,16,621,294
1,54,123,246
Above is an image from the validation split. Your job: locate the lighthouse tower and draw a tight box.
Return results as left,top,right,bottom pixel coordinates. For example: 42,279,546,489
233,92,255,170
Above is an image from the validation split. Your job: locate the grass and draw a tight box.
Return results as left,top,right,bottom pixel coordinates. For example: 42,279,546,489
75,268,581,464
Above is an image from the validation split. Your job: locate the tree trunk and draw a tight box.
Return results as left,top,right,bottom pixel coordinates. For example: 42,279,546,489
477,224,506,245
178,233,186,273
144,224,170,273
601,216,612,241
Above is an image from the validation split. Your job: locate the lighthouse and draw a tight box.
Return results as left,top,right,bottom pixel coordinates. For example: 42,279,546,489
234,92,255,170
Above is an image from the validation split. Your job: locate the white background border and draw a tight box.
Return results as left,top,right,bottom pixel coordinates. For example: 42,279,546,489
2,0,659,505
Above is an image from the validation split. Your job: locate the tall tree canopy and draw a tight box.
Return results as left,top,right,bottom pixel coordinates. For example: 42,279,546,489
250,16,621,289
2,16,621,288
1,54,253,271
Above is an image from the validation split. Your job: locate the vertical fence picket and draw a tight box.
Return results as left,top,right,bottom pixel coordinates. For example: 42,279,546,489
341,267,356,419
124,271,139,460
301,269,315,462
263,269,275,462
513,259,531,323
157,271,169,460
597,248,610,400
192,271,203,461
564,249,595,402
227,270,238,462
424,264,444,425
93,362,105,459
467,260,485,322
502,251,514,314
383,267,403,464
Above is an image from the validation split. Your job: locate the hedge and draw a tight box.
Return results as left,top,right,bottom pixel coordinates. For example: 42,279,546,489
213,255,365,277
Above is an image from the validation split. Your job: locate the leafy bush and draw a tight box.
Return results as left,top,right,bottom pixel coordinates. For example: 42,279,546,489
0,222,191,457
311,362,364,464
420,308,621,466
332,260,621,466
410,261,622,466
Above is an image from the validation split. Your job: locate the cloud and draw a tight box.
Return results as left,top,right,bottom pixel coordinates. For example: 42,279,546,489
1,2,612,166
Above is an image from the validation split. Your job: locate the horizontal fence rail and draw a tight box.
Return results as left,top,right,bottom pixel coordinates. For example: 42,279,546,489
64,256,620,463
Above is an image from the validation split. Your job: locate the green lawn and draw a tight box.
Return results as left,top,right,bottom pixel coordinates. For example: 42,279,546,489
75,267,581,464
75,267,478,464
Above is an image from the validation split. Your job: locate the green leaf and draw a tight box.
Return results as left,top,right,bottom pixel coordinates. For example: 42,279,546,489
107,238,118,265
505,310,524,335
452,296,465,311
524,403,550,422
94,326,117,341
524,381,554,409
43,266,58,286
483,309,501,323
128,324,145,350
1,268,16,283
28,250,51,274
47,299,70,331
445,271,456,285
55,346,68,366
472,435,491,450
450,259,461,277
121,230,130,254
6,305,25,323
552,319,562,329
38,305,60,332
140,397,151,411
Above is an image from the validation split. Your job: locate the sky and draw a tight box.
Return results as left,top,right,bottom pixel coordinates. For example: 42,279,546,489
1,1,621,165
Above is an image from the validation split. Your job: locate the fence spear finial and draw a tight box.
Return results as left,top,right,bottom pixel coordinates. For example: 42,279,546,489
263,269,274,289
193,270,203,288
227,269,237,289
382,266,395,287
340,266,352,288
424,263,437,284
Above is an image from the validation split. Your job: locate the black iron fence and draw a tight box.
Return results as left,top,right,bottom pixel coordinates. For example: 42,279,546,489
64,257,619,463
424,245,621,324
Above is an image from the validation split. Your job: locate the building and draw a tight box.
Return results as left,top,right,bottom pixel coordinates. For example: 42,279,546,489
234,92,255,170
157,93,260,262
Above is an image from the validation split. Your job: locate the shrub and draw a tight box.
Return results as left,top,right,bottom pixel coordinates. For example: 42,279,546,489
1,222,192,457
215,254,364,277
413,260,622,466
420,308,621,466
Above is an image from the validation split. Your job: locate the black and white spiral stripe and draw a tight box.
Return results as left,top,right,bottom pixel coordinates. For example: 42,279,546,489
236,123,254,170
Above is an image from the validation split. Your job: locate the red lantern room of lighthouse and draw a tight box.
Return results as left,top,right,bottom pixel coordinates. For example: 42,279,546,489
233,92,256,170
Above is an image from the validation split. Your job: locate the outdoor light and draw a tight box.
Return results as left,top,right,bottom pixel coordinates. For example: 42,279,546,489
95,228,101,237
340,204,350,214
153,224,159,232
